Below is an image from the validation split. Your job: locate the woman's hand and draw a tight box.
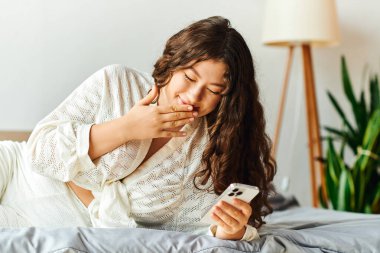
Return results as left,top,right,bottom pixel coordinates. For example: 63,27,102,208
211,198,252,240
122,84,198,141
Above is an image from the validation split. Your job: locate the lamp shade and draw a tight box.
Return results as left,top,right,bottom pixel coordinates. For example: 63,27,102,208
262,0,340,47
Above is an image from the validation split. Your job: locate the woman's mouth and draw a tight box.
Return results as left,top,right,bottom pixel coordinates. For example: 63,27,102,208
177,96,191,106
177,96,199,112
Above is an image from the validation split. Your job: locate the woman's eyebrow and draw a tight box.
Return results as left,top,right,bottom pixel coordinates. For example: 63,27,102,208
189,67,226,87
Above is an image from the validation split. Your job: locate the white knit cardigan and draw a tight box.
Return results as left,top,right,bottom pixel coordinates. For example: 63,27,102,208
27,65,219,233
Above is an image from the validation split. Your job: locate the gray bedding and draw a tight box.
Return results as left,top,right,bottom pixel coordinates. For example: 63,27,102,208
0,207,379,253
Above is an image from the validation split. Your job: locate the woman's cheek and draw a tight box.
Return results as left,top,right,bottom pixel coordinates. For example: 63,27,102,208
200,102,218,117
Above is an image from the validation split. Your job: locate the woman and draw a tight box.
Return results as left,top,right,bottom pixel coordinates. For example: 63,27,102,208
0,16,276,241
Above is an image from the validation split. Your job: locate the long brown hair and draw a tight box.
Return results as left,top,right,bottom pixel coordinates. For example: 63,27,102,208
152,16,276,228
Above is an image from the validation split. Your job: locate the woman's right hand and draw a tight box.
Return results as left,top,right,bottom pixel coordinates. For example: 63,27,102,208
122,84,198,141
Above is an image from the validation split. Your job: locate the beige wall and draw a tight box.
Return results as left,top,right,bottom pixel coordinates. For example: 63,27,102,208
0,131,31,142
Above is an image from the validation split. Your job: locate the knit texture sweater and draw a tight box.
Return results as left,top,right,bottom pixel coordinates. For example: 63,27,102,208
27,65,218,233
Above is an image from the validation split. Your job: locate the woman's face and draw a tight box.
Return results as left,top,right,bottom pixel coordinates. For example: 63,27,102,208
159,59,228,117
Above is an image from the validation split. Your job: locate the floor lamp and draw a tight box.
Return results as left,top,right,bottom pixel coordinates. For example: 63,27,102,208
262,0,340,207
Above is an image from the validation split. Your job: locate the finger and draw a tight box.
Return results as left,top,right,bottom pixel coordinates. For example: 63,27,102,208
217,201,245,224
157,104,194,113
212,205,240,228
161,111,196,122
161,118,194,129
232,198,253,217
210,212,233,232
137,84,159,105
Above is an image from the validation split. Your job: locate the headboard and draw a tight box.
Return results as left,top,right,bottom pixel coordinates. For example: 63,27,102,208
0,131,32,142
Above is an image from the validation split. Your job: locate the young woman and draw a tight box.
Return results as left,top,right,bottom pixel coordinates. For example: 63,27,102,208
0,16,276,241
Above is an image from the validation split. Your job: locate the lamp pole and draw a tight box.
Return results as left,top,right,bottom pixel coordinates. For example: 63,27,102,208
302,44,326,207
271,46,294,159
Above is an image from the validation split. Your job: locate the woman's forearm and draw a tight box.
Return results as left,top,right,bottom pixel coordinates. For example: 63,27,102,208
88,116,131,160
71,116,132,207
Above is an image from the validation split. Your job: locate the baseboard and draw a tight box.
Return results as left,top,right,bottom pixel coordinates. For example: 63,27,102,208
0,131,32,142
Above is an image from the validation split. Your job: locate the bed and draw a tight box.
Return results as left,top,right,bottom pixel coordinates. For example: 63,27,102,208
1,132,379,253
0,206,379,253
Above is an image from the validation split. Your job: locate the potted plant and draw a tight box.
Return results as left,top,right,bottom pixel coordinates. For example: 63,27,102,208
320,56,380,213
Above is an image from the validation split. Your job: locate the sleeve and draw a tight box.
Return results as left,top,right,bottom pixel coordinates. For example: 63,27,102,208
87,182,138,228
26,65,148,191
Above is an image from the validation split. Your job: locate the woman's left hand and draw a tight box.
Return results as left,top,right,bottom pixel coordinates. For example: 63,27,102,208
211,198,252,240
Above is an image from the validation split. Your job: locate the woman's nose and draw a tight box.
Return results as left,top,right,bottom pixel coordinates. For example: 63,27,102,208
188,85,203,103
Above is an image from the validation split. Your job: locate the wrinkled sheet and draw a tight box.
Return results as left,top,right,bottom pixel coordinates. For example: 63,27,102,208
0,207,379,253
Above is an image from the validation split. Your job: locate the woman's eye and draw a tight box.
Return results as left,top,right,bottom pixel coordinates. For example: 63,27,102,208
185,73,223,95
207,88,222,95
184,74,195,82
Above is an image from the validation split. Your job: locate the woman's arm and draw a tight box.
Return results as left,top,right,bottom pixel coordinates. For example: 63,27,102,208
27,65,145,190
88,117,130,161
65,118,129,208
69,87,195,205
88,84,196,160
28,74,98,180
28,65,194,193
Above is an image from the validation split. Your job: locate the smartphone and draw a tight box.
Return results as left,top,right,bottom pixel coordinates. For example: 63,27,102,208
199,183,260,225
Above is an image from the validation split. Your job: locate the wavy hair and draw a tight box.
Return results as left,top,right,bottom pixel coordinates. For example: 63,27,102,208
152,16,276,228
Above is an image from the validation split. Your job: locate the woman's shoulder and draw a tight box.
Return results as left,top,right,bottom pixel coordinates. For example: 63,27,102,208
95,64,154,97
101,64,154,85
100,64,149,75
85,64,154,100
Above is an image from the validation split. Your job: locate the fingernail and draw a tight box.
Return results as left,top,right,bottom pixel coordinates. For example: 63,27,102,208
189,118,194,121
188,106,193,110
192,112,198,116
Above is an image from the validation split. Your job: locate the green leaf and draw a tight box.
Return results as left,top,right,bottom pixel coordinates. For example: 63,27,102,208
327,138,341,183
371,182,380,213
350,111,380,211
341,56,358,109
326,137,340,209
352,163,362,211
364,179,380,214
339,138,347,159
359,109,380,174
337,169,355,211
364,204,373,214
318,185,328,209
323,126,349,159
327,91,356,136
360,109,380,146
324,126,347,139
370,75,380,115
356,91,368,136
341,56,369,144
323,56,380,214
